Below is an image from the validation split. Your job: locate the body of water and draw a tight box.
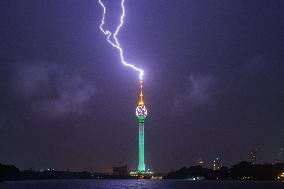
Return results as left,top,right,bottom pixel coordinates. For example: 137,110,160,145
0,179,283,189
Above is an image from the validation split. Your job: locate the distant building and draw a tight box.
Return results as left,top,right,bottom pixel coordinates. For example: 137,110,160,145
112,165,127,176
197,158,204,167
249,148,258,165
213,156,222,171
273,147,284,164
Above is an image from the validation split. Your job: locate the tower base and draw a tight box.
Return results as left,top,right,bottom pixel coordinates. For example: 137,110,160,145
138,164,145,172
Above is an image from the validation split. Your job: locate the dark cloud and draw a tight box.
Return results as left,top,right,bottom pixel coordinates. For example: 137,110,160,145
174,74,216,107
243,55,268,74
13,62,96,118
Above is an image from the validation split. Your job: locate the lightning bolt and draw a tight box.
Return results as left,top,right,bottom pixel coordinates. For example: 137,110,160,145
98,0,144,80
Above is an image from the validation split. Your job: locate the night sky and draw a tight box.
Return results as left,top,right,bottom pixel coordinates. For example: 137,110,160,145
0,0,284,173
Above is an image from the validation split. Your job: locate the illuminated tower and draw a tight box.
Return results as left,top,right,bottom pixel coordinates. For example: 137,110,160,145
136,80,148,172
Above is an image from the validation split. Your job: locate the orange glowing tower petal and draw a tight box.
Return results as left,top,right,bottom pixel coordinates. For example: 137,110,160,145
139,80,144,106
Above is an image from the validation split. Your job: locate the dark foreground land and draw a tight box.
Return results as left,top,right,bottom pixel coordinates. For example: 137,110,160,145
1,161,284,181
0,179,284,189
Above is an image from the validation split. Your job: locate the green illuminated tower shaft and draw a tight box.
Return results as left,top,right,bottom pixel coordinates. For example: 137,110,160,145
138,116,145,172
136,80,148,172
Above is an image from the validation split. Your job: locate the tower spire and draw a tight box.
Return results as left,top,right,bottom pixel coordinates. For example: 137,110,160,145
139,80,144,106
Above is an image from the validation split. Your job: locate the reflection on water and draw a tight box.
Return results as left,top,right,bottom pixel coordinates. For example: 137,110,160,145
0,179,284,189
